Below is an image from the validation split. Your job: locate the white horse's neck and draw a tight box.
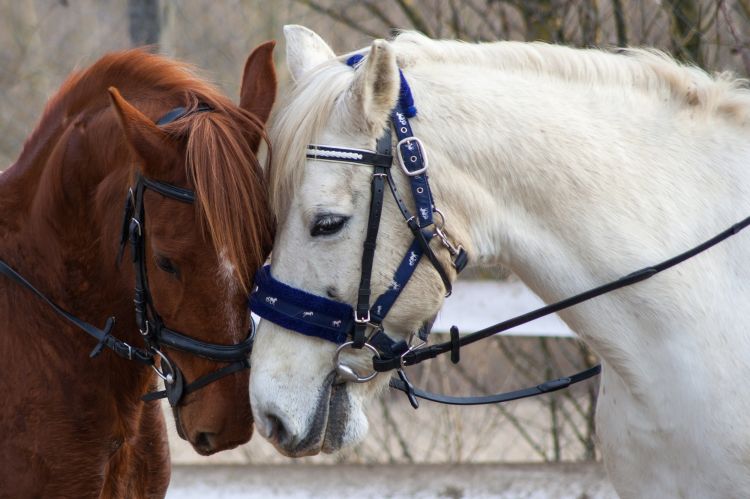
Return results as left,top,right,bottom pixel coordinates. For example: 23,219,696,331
403,50,750,382
400,46,750,495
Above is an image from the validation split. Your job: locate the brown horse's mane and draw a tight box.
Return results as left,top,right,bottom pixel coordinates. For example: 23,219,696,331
14,49,273,292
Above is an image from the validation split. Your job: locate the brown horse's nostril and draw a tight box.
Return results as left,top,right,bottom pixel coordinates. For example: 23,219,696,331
193,432,217,455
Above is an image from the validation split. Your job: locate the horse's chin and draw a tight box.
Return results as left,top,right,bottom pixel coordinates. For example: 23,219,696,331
270,378,369,457
321,384,369,453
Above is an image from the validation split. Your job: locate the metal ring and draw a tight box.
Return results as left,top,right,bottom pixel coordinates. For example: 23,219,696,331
433,208,447,230
333,341,380,383
151,349,175,385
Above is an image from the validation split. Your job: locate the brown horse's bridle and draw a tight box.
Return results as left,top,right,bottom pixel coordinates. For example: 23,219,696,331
0,105,254,407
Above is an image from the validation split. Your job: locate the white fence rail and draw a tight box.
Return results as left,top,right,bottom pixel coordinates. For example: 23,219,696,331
433,279,575,337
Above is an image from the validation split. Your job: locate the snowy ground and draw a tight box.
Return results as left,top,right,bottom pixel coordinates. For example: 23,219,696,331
167,463,617,499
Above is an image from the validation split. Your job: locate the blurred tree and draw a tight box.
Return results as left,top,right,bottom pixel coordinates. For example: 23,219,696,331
663,0,706,66
294,0,750,75
128,0,161,49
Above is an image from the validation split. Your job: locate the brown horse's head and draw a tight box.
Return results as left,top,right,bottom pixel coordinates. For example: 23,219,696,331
104,43,276,454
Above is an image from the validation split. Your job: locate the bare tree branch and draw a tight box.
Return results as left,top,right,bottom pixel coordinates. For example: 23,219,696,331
720,0,750,75
295,0,383,39
394,0,435,37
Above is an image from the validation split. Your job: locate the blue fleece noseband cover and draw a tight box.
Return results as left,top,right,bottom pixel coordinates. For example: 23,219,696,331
249,266,354,344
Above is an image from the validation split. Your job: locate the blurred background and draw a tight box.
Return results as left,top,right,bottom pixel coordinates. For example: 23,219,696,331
2,0,748,496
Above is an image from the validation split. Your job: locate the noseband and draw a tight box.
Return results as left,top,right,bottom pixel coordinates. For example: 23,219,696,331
0,104,254,407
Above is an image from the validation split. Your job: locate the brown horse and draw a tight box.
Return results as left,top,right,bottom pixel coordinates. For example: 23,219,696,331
0,43,276,498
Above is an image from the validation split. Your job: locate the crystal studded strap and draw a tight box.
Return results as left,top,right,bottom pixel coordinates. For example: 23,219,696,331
306,145,393,167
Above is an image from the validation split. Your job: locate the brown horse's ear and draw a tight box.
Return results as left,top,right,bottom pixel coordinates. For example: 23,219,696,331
240,41,277,146
108,86,178,176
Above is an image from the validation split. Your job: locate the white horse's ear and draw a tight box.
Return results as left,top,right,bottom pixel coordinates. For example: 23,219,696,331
347,39,399,135
284,25,335,82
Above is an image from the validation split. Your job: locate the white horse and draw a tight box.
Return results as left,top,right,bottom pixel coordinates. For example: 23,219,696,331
250,25,750,498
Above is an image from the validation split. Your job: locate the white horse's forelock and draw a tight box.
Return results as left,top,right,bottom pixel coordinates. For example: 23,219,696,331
270,33,750,224
268,61,354,220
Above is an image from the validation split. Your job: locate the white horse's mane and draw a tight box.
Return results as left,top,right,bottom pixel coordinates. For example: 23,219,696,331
269,31,750,217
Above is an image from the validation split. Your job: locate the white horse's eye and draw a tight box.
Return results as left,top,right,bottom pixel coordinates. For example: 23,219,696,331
310,214,349,237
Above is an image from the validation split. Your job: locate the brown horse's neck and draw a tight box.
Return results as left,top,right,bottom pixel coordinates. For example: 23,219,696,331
0,103,152,402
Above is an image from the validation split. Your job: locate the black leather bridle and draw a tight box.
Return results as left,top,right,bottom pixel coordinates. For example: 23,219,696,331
0,104,255,407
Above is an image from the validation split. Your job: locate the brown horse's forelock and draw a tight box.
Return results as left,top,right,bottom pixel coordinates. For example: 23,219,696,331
166,98,274,293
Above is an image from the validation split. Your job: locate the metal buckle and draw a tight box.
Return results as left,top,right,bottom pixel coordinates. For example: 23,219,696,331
139,319,150,337
151,349,175,385
130,217,142,237
353,310,371,324
396,137,429,176
123,342,133,360
334,341,380,383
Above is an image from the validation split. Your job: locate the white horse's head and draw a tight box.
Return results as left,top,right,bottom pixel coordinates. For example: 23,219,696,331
250,26,464,457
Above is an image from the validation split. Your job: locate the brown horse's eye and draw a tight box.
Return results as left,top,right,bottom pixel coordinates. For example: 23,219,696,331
155,255,179,276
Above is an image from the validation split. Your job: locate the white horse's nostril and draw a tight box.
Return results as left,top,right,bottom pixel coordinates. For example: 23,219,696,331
258,410,296,448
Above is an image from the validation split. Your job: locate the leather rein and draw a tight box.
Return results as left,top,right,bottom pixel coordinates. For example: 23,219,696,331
250,55,750,409
0,104,254,407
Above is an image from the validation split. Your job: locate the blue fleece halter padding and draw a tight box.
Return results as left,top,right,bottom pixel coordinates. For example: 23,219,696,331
346,53,417,118
249,266,353,344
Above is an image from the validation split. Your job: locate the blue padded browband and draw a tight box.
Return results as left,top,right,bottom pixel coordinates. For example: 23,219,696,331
249,266,354,344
